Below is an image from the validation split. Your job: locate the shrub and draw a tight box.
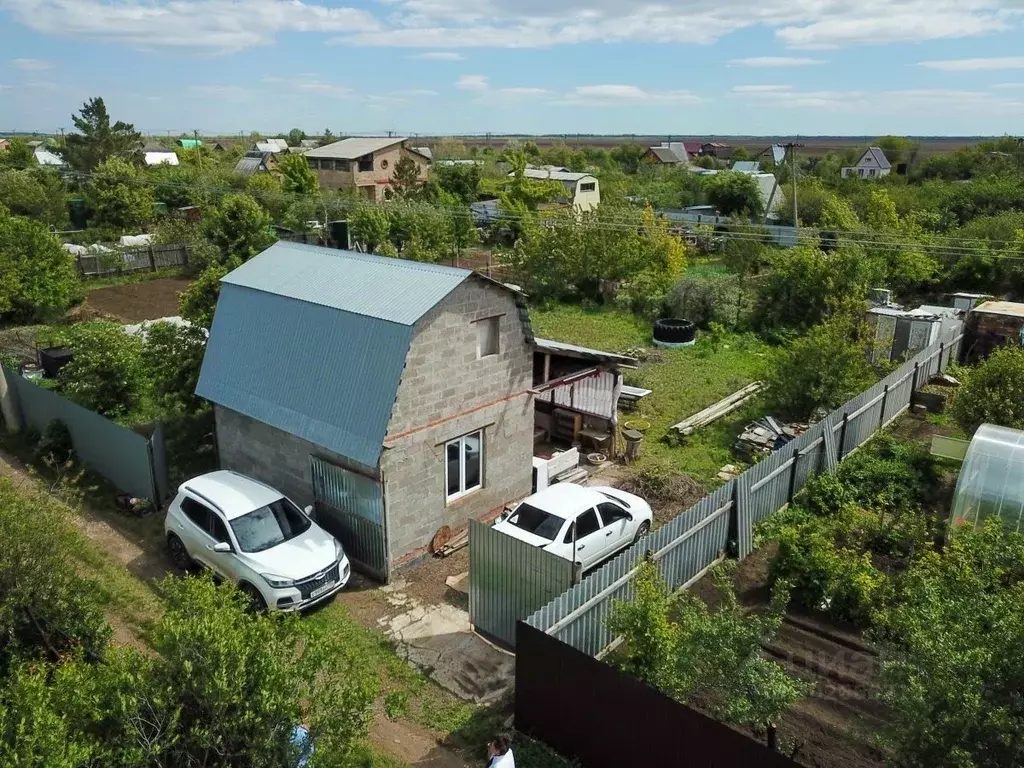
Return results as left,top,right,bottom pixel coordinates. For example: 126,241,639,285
179,264,229,329
34,420,75,467
49,321,145,418
664,272,744,328
951,346,1024,435
0,210,81,322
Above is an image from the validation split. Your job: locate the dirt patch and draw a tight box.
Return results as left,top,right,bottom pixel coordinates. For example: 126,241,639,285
79,277,193,323
371,708,471,768
691,549,886,768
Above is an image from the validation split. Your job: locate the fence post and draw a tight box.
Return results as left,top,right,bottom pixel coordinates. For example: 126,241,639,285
838,412,850,461
786,447,801,503
878,384,889,430
938,341,946,372
183,243,190,266
911,361,920,393
148,244,156,272
729,480,741,558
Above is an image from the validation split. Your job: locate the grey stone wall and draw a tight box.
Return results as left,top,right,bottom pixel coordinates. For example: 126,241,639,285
382,278,534,560
214,404,375,510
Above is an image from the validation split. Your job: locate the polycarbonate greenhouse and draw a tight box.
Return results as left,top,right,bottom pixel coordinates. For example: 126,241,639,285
950,423,1024,532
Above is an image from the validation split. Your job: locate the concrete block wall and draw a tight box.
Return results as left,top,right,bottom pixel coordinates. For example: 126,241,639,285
214,404,375,510
382,278,535,560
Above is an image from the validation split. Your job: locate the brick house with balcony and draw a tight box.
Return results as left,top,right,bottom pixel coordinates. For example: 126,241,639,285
303,137,430,201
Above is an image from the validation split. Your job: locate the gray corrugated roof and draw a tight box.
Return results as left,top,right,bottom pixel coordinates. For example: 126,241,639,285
647,146,685,164
305,137,406,159
732,161,762,173
863,147,892,170
197,242,485,467
197,282,412,469
233,156,268,176
222,242,472,325
413,146,433,160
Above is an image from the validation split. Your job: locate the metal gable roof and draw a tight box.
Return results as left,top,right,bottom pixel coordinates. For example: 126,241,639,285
222,242,473,325
305,137,406,159
197,283,412,469
861,147,892,170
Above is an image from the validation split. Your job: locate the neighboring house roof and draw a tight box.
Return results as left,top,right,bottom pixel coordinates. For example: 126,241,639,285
34,147,65,166
196,242,519,469
732,161,761,173
971,300,1024,319
285,146,309,154
519,167,593,183
305,137,406,160
534,338,639,368
144,151,180,167
767,144,787,164
647,145,687,164
859,147,892,170
413,146,433,161
682,141,702,157
233,152,272,176
178,138,202,148
436,159,481,166
254,140,290,154
702,142,730,149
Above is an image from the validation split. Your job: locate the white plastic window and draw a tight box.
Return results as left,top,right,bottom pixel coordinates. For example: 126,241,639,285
445,431,483,501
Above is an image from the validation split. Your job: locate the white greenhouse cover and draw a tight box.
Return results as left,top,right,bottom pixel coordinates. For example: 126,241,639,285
950,423,1024,532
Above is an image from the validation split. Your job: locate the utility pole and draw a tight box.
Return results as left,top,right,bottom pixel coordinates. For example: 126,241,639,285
59,127,65,147
784,142,803,230
194,129,202,171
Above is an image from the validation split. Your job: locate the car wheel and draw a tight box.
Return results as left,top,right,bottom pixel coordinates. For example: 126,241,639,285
633,521,651,544
167,534,193,571
239,582,268,612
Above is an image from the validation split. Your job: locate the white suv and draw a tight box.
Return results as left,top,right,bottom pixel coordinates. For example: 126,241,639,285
164,470,351,611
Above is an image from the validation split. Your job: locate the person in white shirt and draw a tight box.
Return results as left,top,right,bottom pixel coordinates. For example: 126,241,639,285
486,733,515,768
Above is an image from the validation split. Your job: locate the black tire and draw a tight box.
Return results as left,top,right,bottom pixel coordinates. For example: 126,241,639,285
167,534,193,571
633,521,651,544
239,582,268,612
653,318,696,344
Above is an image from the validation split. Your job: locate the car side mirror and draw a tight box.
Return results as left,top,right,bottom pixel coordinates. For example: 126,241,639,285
213,542,231,553
304,505,314,517
625,512,633,521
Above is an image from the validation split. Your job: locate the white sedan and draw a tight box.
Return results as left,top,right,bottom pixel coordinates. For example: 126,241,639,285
494,483,653,571
164,470,351,611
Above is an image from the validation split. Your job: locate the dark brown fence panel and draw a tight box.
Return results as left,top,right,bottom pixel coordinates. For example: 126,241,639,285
515,621,800,768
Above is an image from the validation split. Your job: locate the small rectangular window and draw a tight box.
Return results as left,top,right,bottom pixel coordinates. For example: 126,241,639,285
579,182,596,192
445,430,484,501
476,316,500,358
358,156,373,172
338,159,351,172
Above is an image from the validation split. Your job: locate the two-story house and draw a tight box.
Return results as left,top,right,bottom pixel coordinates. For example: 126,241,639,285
841,147,892,179
304,137,430,201
195,242,535,580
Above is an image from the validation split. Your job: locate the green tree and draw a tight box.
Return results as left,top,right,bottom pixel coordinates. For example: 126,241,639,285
50,321,146,418
704,171,763,218
730,146,752,162
350,205,391,253
391,154,422,199
608,561,810,749
88,157,154,231
0,138,35,169
245,172,285,219
0,169,66,227
141,321,209,415
278,153,318,196
287,128,305,147
321,128,334,146
202,194,275,266
763,316,876,420
62,97,141,172
754,245,882,332
951,346,1024,435
431,162,481,203
874,521,1024,768
610,143,646,174
0,210,79,322
179,264,229,328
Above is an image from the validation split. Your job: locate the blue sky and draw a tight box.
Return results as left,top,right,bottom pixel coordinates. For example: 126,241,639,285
1,0,1023,136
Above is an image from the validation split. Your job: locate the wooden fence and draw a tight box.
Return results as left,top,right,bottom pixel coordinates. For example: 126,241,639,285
76,243,189,278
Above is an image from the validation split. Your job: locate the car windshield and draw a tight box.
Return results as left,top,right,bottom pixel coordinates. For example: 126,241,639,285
505,503,565,541
230,497,312,553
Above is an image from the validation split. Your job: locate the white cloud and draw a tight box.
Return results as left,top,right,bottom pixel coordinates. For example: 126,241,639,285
2,0,379,52
991,82,1024,89
408,51,463,60
11,57,54,70
557,84,701,105
498,87,550,95
731,84,1024,115
393,88,439,96
731,84,793,93
918,56,1024,71
456,74,488,90
729,57,824,67
262,74,352,96
4,0,1023,54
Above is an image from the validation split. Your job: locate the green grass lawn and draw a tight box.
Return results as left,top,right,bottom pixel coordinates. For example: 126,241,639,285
529,304,769,486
